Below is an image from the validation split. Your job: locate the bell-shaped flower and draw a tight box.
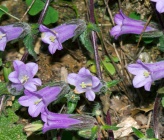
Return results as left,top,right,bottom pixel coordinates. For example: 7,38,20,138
110,10,157,39
0,24,23,51
8,60,42,92
18,86,61,117
151,0,164,13
39,23,77,54
127,59,164,91
41,109,97,133
67,67,102,101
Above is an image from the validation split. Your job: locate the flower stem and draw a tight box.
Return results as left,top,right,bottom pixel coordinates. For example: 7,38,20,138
89,0,102,80
38,0,50,24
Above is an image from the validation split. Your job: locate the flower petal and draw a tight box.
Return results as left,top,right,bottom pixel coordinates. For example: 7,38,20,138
26,63,38,76
18,94,38,107
92,76,100,88
127,63,146,75
133,73,152,88
8,71,20,83
78,67,91,76
92,82,103,92
13,60,24,71
156,1,164,13
48,44,58,54
85,90,95,101
144,82,152,91
28,102,44,117
24,81,37,91
67,73,77,85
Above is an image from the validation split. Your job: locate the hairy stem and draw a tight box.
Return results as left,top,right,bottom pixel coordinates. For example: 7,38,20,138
38,0,50,24
150,2,164,139
89,0,102,80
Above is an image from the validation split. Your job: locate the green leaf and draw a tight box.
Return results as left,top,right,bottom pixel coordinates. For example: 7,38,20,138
0,6,8,18
158,35,164,52
0,82,9,95
0,100,27,140
146,128,155,138
79,30,94,53
23,34,37,59
90,126,98,140
43,6,58,25
132,127,145,138
157,87,164,94
87,23,100,32
102,60,115,75
161,97,164,108
102,125,120,130
106,80,120,88
26,0,44,15
129,12,140,20
138,138,159,140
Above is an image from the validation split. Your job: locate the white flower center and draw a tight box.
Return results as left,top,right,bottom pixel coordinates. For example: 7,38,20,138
49,36,56,42
34,99,42,105
143,71,150,78
20,75,29,84
80,82,92,89
0,34,6,40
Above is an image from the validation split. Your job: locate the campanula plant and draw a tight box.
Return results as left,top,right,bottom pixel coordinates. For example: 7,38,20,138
127,59,164,91
110,10,157,39
39,23,77,54
41,108,97,133
0,24,24,51
8,60,42,92
18,86,61,117
67,67,102,101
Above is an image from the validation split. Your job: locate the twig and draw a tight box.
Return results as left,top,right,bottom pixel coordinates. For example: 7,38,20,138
20,0,36,22
136,15,152,48
153,94,161,139
0,8,19,21
103,0,115,26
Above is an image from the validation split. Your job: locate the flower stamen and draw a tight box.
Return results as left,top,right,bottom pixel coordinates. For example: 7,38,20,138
21,75,29,84
34,99,42,105
0,34,6,40
49,36,56,42
80,82,92,88
143,71,150,78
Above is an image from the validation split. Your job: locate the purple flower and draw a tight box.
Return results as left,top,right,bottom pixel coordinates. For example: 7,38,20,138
127,59,164,91
39,24,77,54
0,24,23,51
151,0,164,13
110,10,157,39
67,67,102,101
41,109,97,133
18,86,61,117
8,60,42,92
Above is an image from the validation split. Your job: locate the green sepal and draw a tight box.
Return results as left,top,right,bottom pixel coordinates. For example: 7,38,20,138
3,62,12,82
67,101,77,114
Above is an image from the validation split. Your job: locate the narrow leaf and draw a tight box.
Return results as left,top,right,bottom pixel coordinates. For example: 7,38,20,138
132,127,145,138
